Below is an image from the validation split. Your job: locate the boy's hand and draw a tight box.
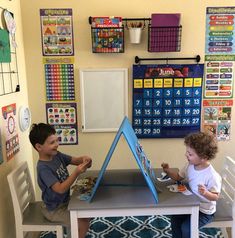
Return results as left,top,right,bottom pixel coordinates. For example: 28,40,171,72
82,156,92,168
76,162,90,174
198,184,207,196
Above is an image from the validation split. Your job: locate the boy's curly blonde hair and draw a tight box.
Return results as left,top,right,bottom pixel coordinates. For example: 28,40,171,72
184,132,218,160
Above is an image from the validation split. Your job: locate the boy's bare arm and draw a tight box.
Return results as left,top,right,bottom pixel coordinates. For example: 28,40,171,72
52,162,89,194
198,184,220,201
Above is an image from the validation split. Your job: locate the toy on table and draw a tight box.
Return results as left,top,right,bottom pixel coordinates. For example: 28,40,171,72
156,171,171,182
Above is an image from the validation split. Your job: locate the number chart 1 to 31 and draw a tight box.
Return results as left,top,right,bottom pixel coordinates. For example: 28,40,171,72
132,64,204,138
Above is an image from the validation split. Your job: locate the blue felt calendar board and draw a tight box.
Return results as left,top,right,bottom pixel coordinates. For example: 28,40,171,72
132,64,204,138
88,116,158,203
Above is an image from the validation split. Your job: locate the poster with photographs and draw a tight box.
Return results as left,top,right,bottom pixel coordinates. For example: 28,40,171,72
202,99,232,141
40,9,74,56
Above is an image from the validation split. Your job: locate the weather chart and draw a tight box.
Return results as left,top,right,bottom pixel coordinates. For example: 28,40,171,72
132,64,204,138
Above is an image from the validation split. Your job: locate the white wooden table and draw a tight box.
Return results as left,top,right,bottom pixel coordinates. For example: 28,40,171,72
68,169,200,238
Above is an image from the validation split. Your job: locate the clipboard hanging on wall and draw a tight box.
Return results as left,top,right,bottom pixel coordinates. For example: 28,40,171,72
79,68,128,132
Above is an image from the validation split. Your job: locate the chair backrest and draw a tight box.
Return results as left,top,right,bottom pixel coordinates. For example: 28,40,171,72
220,156,235,218
7,161,36,228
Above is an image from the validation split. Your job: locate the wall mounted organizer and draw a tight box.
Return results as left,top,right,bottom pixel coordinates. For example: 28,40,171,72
89,17,124,53
89,16,183,53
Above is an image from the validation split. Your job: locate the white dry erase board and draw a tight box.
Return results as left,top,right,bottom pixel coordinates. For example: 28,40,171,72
80,68,128,132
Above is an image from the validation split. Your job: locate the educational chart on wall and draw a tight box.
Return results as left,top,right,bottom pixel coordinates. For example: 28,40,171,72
1,103,20,160
205,7,235,54
44,57,75,101
46,103,78,145
132,64,204,138
202,99,232,141
40,8,74,56
204,55,234,99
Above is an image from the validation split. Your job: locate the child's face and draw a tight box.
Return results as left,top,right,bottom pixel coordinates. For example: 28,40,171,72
38,134,59,156
185,146,203,166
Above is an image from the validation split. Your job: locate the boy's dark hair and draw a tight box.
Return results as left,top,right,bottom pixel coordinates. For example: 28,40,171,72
29,123,56,149
184,132,218,160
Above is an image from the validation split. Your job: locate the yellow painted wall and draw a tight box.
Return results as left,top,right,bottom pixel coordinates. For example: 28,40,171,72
0,1,233,237
0,0,34,237
19,0,235,202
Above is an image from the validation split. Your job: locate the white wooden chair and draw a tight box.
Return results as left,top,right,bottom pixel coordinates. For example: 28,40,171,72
204,156,235,238
7,161,64,238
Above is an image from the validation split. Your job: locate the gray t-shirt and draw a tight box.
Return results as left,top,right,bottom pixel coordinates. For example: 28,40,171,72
37,151,72,211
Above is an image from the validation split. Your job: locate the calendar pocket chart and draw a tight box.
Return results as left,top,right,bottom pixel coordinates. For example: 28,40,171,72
132,64,204,138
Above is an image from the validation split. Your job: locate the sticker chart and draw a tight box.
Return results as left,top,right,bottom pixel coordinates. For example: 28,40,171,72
132,64,204,138
46,103,78,145
45,63,75,101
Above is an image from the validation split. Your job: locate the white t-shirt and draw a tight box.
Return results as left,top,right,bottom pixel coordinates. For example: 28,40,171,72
179,163,221,214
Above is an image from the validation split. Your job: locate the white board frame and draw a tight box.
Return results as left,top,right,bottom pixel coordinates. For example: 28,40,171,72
80,68,128,132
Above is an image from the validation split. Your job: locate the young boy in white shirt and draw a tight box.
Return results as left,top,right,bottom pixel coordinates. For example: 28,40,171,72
161,132,221,238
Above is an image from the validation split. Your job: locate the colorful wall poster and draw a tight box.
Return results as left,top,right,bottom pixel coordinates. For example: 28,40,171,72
204,55,235,99
132,64,204,138
44,61,75,101
40,9,74,56
46,103,78,145
205,7,235,54
202,99,233,141
2,103,20,160
0,129,3,164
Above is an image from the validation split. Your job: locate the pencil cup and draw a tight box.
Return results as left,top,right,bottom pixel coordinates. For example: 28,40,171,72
129,28,142,44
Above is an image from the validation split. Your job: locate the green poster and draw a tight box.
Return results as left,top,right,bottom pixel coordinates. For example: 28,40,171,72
0,29,11,63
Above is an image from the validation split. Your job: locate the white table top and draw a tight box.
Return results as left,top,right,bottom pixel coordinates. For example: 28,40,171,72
68,169,200,211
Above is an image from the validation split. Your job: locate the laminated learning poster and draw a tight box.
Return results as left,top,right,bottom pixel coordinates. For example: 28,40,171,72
2,103,20,160
203,99,233,141
204,55,234,99
46,103,78,145
205,7,235,54
40,8,74,56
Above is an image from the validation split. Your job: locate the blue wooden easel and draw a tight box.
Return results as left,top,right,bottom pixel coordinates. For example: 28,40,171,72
88,116,159,203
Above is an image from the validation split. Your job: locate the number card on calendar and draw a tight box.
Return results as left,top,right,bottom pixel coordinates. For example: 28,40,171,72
132,64,204,138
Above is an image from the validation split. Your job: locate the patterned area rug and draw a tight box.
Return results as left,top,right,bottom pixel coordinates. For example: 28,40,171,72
86,215,224,238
